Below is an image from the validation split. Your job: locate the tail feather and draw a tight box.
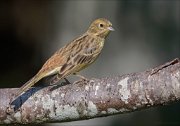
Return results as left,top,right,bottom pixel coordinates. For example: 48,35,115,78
15,74,43,98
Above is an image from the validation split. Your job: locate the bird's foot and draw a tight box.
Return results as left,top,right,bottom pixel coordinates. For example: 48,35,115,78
73,73,89,84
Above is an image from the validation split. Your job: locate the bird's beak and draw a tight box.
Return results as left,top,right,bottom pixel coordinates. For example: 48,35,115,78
108,26,115,31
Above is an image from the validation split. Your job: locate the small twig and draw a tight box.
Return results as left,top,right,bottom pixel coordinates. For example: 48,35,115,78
151,58,179,75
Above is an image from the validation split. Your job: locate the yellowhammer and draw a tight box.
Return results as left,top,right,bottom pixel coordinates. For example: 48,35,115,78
15,18,114,97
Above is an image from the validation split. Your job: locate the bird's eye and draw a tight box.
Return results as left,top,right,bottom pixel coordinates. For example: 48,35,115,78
99,23,104,28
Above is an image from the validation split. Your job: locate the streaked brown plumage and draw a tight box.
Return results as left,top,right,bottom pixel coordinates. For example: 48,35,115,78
15,18,114,98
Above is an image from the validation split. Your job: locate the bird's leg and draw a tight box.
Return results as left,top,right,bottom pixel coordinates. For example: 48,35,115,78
63,77,71,84
49,74,71,86
49,74,61,85
73,73,88,81
49,74,62,85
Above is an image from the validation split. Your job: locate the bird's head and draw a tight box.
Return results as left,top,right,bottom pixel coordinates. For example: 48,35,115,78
87,18,114,39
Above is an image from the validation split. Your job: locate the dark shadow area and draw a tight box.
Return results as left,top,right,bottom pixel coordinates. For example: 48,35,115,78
10,86,44,111
10,78,71,112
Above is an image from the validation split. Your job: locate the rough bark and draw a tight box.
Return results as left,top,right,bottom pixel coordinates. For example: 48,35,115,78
0,58,180,124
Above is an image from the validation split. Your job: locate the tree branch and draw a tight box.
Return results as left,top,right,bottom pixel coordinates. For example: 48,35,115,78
0,58,180,124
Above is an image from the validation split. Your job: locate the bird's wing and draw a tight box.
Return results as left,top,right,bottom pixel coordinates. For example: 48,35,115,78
39,34,101,80
38,34,90,77
73,46,99,65
58,38,101,76
38,52,67,77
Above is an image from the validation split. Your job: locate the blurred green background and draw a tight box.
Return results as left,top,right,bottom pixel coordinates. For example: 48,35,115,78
0,0,179,126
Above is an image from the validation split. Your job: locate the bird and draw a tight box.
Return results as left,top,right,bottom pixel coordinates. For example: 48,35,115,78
14,18,114,98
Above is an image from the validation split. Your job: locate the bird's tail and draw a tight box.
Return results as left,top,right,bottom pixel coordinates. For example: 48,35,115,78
14,73,43,98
